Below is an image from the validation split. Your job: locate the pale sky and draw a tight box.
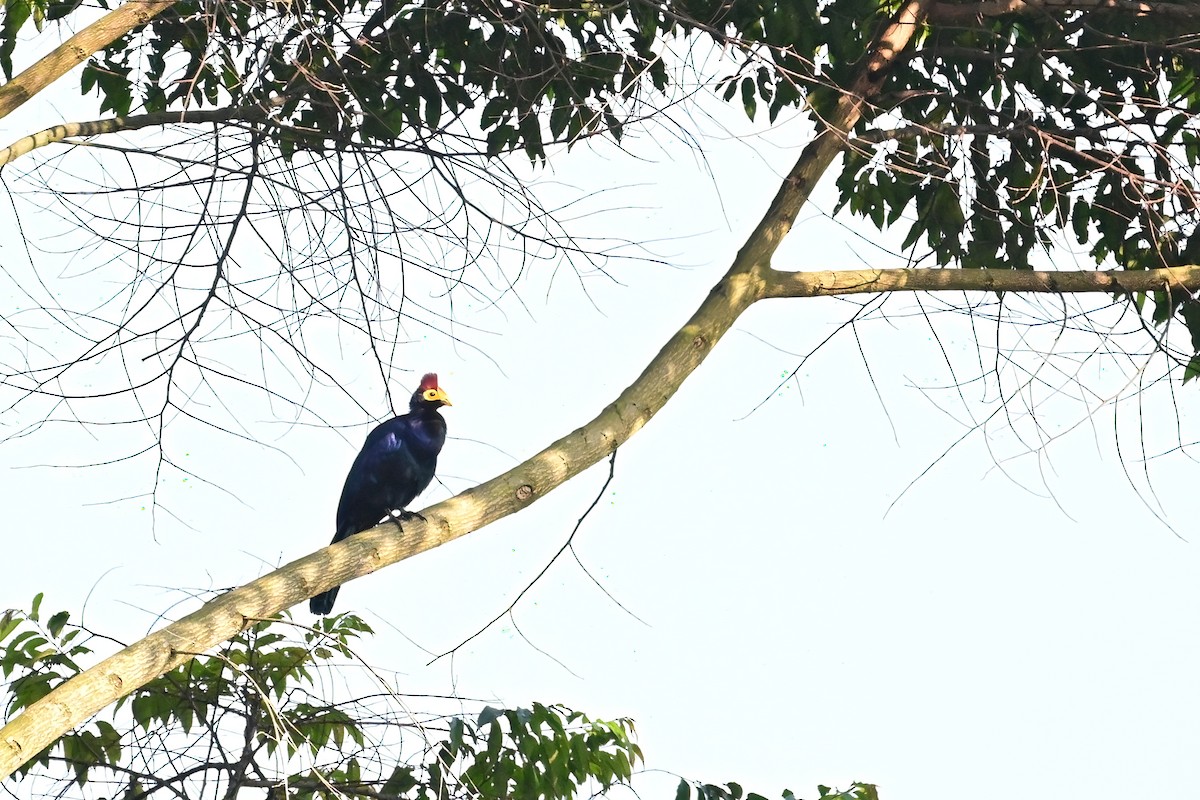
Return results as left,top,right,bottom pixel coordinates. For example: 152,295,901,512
2,38,1198,800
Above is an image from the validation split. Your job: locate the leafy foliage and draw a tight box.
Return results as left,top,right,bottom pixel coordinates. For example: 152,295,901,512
0,594,107,784
5,0,1199,366
675,779,879,800
1,596,850,799
831,7,1200,273
0,596,638,796
1,0,821,158
827,1,1200,372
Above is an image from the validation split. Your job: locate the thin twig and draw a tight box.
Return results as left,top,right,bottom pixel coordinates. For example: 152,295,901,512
428,450,620,666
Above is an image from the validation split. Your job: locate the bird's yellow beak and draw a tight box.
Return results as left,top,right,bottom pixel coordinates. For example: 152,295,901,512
433,388,452,406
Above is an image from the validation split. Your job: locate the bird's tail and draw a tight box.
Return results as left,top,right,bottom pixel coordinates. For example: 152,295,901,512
309,527,352,616
309,585,340,615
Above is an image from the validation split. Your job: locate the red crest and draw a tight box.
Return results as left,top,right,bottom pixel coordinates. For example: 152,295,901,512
418,373,439,391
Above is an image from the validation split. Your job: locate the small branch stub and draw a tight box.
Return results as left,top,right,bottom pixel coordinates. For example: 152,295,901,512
516,484,534,501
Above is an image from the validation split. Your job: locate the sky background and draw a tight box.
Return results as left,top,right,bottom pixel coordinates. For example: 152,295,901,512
1,30,1198,800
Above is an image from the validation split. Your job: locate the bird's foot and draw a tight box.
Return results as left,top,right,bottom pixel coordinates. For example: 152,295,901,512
385,509,426,533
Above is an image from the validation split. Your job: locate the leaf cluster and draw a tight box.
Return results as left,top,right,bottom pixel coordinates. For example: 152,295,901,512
7,0,1200,369
0,0,827,158
675,778,879,800
819,2,1200,376
0,598,623,799
2,596,872,799
1,595,123,786
833,8,1200,270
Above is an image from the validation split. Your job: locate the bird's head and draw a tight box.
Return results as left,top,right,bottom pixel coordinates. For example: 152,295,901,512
413,373,453,409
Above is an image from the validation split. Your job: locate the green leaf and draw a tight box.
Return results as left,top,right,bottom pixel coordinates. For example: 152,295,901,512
45,0,82,21
486,719,503,761
0,611,20,643
549,94,571,139
1071,199,1090,245
720,76,738,102
519,112,544,160
478,705,502,727
480,97,508,129
46,611,69,637
381,765,417,796
449,716,465,753
0,0,31,80
486,124,516,156
740,77,757,120
1184,354,1200,384
414,69,442,130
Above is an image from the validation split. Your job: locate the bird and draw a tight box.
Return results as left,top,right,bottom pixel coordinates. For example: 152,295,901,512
309,373,452,615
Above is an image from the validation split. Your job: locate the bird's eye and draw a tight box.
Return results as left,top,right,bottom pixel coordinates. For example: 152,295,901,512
423,389,439,401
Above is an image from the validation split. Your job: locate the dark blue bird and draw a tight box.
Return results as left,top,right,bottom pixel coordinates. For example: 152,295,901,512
310,373,452,615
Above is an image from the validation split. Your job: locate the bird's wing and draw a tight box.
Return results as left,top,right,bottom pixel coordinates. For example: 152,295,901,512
334,418,420,537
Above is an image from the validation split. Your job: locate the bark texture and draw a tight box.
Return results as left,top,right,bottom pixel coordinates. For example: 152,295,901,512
0,0,177,120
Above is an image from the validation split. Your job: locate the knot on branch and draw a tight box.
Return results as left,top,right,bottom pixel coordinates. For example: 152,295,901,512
516,484,534,502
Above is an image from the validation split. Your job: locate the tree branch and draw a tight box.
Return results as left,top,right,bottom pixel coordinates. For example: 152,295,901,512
8,263,1200,783
3,0,1198,780
0,0,179,121
739,0,934,268
928,0,1192,24
0,102,283,166
0,0,938,780
762,265,1200,297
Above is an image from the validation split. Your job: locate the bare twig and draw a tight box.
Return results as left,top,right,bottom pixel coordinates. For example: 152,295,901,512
428,450,620,666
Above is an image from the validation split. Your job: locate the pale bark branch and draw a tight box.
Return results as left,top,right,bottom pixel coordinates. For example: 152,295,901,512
740,0,934,268
0,0,178,121
763,265,1200,297
928,0,1191,24
0,103,279,166
5,0,1196,783
0,0,961,781
8,262,1200,782
9,252,1196,779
